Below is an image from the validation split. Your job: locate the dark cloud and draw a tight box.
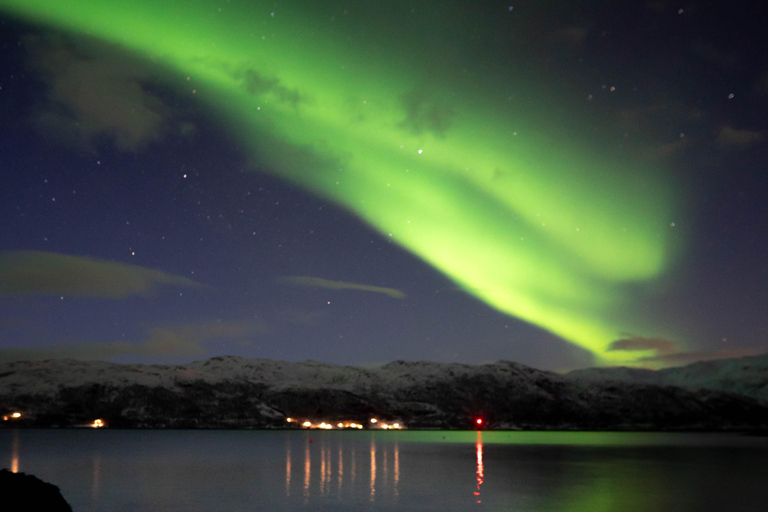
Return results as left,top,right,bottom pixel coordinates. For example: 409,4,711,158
279,276,406,299
689,40,743,72
635,138,690,160
615,103,703,160
399,87,455,137
608,336,677,355
753,72,768,100
0,251,202,298
618,103,706,133
235,68,303,107
644,1,669,13
24,33,187,151
716,126,763,148
549,26,588,48
0,320,263,362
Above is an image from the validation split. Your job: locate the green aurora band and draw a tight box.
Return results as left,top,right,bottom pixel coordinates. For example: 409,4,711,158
1,0,680,363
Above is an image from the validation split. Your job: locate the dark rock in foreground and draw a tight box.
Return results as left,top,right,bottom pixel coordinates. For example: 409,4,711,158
1,356,768,430
0,469,72,511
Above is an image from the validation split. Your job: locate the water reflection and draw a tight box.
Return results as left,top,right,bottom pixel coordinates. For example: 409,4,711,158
303,441,310,503
285,433,400,504
475,432,484,504
322,438,332,495
10,429,19,473
382,446,388,491
321,440,327,495
370,437,376,501
4,430,768,511
285,440,291,497
393,440,399,497
90,452,102,511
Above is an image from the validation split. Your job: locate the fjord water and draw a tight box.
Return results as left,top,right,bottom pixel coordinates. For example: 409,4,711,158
3,430,768,511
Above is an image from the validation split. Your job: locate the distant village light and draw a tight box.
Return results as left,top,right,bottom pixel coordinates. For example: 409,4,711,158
11,412,21,419
370,418,377,423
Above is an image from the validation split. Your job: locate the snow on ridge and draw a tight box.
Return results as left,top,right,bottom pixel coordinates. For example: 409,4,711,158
11,353,766,400
565,352,768,402
567,366,657,383
0,356,563,396
372,359,563,390
0,358,224,395
182,356,380,391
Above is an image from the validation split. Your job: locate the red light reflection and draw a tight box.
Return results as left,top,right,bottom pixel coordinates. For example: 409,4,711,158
474,432,484,503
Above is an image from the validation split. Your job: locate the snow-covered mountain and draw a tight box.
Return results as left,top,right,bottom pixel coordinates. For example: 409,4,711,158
567,353,768,402
1,355,767,430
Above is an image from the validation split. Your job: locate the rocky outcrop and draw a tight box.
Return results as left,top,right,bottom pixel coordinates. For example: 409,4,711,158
0,469,72,511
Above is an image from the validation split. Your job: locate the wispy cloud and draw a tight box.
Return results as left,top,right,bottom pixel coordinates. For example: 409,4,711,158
399,87,455,138
716,126,762,148
0,320,263,362
631,138,690,161
0,251,202,298
279,276,406,299
608,336,765,366
644,1,670,14
549,26,588,48
638,348,766,365
608,336,677,355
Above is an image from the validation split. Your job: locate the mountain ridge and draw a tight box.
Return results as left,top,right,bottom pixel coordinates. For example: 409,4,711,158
2,354,767,430
568,353,768,402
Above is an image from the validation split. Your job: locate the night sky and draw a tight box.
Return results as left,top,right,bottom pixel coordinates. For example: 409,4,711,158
1,0,766,371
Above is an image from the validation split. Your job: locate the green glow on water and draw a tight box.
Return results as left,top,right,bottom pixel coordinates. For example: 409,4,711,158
377,430,723,446
0,0,680,362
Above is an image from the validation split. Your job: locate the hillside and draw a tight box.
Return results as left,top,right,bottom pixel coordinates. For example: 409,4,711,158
568,353,768,402
1,356,767,430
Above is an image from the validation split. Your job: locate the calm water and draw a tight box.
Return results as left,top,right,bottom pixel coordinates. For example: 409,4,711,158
2,429,768,511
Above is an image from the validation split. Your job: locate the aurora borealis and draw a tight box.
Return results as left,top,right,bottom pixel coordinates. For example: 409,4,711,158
1,1,766,369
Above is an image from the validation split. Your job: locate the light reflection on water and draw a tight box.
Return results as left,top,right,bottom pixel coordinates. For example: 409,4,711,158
90,451,101,511
284,439,291,496
475,431,484,503
3,429,768,512
369,437,376,501
282,431,401,504
10,428,19,473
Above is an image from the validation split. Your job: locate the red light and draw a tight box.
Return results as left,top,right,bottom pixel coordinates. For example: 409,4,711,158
476,418,483,425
